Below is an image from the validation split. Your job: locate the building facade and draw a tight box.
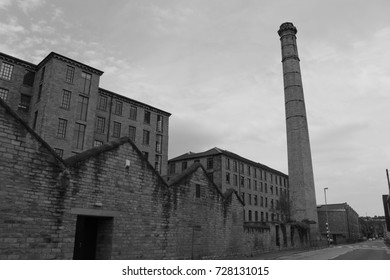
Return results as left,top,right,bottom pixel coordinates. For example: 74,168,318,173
317,203,360,244
168,148,289,223
0,51,170,175
0,98,311,259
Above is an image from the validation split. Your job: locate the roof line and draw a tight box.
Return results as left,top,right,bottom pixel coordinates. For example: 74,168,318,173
99,87,171,116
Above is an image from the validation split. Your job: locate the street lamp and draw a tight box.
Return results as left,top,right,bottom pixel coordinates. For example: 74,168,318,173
324,187,330,246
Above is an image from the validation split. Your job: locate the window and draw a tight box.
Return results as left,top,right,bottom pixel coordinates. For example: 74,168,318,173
233,174,238,186
156,134,162,153
128,126,136,142
113,121,121,138
54,148,64,158
248,210,252,221
261,196,264,207
0,62,13,80
255,211,258,222
96,117,105,133
81,72,92,94
94,140,103,147
77,95,88,121
240,163,244,173
265,198,268,208
276,187,279,196
155,155,162,173
129,106,137,120
156,114,163,132
142,130,150,145
260,182,263,192
144,110,151,124
266,212,269,222
60,90,71,110
73,123,86,149
233,160,237,172
271,186,273,195
240,176,244,188
195,184,201,198
114,100,122,115
169,163,176,175
37,84,42,102
247,178,251,189
247,165,251,176
40,66,45,82
19,94,31,111
248,194,252,205
32,111,38,130
142,151,149,160
265,183,268,193
225,158,230,170
254,168,257,178
57,119,67,138
23,71,35,86
97,95,107,111
254,180,257,191
0,88,8,101
254,195,258,206
261,212,264,222
65,66,75,83
226,172,230,184
182,161,187,171
207,157,213,169
241,192,245,203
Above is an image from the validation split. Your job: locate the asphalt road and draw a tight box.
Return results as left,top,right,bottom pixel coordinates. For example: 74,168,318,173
248,239,390,260
332,240,390,260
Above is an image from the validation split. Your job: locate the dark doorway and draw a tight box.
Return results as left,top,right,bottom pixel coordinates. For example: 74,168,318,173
73,215,113,260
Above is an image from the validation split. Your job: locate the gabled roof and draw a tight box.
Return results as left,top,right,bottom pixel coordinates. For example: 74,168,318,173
64,136,168,185
0,98,65,166
168,162,244,205
169,147,288,177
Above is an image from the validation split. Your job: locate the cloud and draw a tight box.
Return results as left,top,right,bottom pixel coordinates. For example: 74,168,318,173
0,0,11,9
17,0,46,14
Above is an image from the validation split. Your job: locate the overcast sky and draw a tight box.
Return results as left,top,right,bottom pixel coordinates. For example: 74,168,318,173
1,0,389,217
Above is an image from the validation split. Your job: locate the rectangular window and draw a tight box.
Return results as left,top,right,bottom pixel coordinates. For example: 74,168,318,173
128,126,136,142
225,158,230,170
129,106,137,120
113,121,121,138
144,110,151,124
155,155,162,173
0,87,8,101
233,160,237,172
97,95,107,111
96,117,105,133
261,212,264,221
240,163,244,173
195,184,201,198
40,66,45,81
54,148,64,158
23,71,35,86
255,211,258,222
0,62,13,80
247,165,251,176
207,157,213,169
254,180,258,191
114,100,122,115
254,195,258,206
37,84,42,102
32,111,38,130
143,151,149,160
65,66,75,83
261,196,264,207
156,134,162,153
19,94,31,111
60,90,71,110
233,174,238,186
248,194,252,205
77,95,89,121
182,161,187,171
241,192,245,203
81,72,92,94
169,163,176,175
156,114,163,132
73,123,86,149
247,178,251,189
94,140,103,147
57,118,67,138
240,176,244,188
142,130,150,145
226,172,230,184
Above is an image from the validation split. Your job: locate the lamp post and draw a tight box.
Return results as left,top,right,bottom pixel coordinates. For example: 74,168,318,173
324,187,330,246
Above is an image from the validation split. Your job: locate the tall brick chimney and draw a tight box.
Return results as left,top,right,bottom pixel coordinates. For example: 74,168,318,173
278,22,319,240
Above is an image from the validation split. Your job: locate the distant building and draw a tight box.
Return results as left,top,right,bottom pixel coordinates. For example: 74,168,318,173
168,148,289,223
0,51,170,175
317,203,360,244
